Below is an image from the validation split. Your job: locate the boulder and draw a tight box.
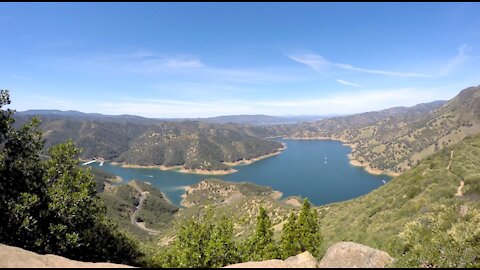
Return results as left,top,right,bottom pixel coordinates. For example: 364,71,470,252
224,251,318,268
317,242,393,268
0,244,133,268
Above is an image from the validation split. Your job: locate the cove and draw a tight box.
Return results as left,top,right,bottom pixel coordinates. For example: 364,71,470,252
90,139,391,207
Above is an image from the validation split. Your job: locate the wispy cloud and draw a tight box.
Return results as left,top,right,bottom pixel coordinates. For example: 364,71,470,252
94,87,451,117
438,44,471,76
286,53,331,72
335,63,433,78
336,79,361,87
287,52,433,78
82,50,205,73
287,44,473,79
52,49,312,85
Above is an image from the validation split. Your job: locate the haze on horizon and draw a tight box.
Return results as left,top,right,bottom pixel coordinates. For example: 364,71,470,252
1,2,480,118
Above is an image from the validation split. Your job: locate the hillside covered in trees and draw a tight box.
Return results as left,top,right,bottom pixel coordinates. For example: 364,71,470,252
15,112,286,173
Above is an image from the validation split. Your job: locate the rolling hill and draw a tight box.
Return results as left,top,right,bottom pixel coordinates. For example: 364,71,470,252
287,86,480,175
14,114,285,173
317,133,480,260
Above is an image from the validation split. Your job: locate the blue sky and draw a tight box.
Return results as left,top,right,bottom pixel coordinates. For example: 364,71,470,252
1,2,480,117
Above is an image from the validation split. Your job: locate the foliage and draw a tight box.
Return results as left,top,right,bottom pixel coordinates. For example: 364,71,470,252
151,209,240,268
318,134,480,262
152,200,325,267
241,206,279,261
280,213,299,258
0,90,141,265
396,205,480,268
281,199,322,258
0,89,47,249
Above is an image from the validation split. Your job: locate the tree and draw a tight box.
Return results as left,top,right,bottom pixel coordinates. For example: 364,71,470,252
296,198,322,257
280,199,323,259
0,89,47,250
157,209,240,268
280,212,300,258
43,140,101,254
242,206,278,261
0,90,141,265
205,215,240,267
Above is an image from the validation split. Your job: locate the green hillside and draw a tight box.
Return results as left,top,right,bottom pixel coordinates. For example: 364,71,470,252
317,134,480,260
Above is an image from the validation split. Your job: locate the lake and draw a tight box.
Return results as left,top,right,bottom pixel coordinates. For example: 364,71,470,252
90,139,391,206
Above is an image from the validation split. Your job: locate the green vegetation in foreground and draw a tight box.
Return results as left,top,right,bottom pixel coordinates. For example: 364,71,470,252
0,90,141,265
147,198,322,268
318,134,480,267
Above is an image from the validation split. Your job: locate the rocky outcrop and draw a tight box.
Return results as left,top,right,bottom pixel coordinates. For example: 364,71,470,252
224,251,318,268
0,244,133,268
225,242,394,268
317,242,394,268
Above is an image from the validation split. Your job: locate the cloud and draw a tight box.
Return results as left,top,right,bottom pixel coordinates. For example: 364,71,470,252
83,50,205,73
438,44,471,76
287,52,433,78
54,49,312,85
336,79,362,87
286,53,331,72
289,44,473,79
77,88,457,118
335,63,433,78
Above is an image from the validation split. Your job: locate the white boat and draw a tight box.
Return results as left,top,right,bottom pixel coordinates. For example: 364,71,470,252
382,180,386,184
99,161,104,166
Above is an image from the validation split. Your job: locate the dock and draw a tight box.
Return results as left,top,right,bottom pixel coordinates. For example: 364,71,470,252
82,160,97,166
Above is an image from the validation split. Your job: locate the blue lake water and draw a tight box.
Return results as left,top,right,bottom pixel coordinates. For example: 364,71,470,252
90,139,391,207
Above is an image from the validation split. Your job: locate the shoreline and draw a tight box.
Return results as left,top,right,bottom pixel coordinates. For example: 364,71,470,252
180,186,193,208
348,154,400,177
271,190,283,200
223,143,287,166
110,162,237,175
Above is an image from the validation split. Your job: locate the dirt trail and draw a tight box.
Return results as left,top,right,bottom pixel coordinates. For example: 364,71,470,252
128,181,160,235
455,181,465,197
447,150,454,171
447,150,464,197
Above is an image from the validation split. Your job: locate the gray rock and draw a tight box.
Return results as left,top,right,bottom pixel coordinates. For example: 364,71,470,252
317,242,393,268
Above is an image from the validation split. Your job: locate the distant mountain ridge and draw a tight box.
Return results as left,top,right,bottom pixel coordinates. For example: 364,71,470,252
195,114,331,125
17,110,330,125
